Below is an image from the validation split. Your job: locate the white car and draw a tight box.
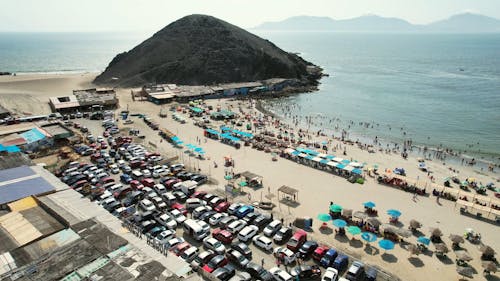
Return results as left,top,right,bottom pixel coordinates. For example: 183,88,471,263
203,237,226,254
209,213,228,226
227,203,243,215
154,229,176,244
156,213,177,229
152,168,168,178
150,196,167,210
273,247,296,265
165,237,185,249
139,199,156,212
142,169,152,178
109,164,120,174
238,225,259,242
322,267,339,281
169,209,186,224
153,183,167,195
253,235,273,251
197,220,210,234
193,206,212,219
263,220,282,237
269,267,293,281
226,220,247,234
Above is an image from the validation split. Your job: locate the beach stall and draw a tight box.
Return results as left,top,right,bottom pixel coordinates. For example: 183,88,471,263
278,185,299,203
238,171,263,189
204,128,220,140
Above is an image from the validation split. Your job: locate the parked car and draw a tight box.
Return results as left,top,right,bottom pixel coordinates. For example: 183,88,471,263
263,220,282,237
238,225,259,242
298,241,319,259
345,261,364,281
226,220,247,234
322,267,339,281
235,205,254,219
228,203,243,215
245,262,273,281
287,230,307,252
320,249,338,268
290,265,322,280
273,227,292,244
273,247,296,265
231,242,252,259
212,264,236,281
213,228,235,244
203,237,226,255
252,235,273,251
209,213,228,226
219,215,237,229
253,214,273,230
312,245,329,262
226,249,250,268
333,255,349,272
202,255,228,273
191,250,216,270
269,267,293,281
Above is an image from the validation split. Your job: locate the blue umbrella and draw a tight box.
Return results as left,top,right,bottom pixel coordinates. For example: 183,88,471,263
363,201,376,209
194,147,203,152
387,209,402,218
361,232,378,243
332,219,347,228
417,236,430,246
378,239,395,250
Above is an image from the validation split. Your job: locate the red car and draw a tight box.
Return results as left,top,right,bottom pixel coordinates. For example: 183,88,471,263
130,180,144,190
214,201,230,213
141,178,155,188
212,228,234,244
165,179,181,189
312,245,329,261
171,242,191,256
191,191,207,199
287,229,307,252
171,202,187,215
113,186,132,199
99,177,115,185
202,255,228,273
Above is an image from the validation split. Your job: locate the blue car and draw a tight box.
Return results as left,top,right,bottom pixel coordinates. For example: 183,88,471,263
320,249,338,268
333,254,349,271
120,174,132,184
235,205,254,219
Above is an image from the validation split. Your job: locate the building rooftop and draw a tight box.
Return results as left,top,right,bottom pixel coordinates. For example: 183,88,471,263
49,95,80,109
41,123,72,138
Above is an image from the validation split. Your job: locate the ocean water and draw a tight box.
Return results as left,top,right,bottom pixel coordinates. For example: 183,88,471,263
1,32,499,160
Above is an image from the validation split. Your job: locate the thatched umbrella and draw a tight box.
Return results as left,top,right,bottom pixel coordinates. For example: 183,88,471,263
435,243,449,254
407,244,421,256
449,234,464,245
482,261,497,273
353,211,367,220
396,228,412,238
342,209,353,218
456,266,474,279
455,250,473,262
480,245,495,256
409,219,422,229
366,217,381,227
430,227,443,237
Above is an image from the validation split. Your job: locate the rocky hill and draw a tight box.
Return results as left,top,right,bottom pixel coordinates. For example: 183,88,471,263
94,15,321,87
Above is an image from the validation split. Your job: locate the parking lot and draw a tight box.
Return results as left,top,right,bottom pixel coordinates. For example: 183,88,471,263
56,112,391,281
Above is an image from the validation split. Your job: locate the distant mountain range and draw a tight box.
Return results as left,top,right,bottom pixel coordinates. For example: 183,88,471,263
254,13,500,33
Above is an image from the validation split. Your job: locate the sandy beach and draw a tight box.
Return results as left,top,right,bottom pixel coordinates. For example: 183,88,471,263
0,73,498,281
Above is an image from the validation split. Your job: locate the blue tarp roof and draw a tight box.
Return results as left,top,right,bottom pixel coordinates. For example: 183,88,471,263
336,163,346,169
0,174,55,205
20,128,46,144
205,129,220,135
220,126,231,132
220,133,240,142
341,159,350,164
232,129,253,138
352,168,363,175
291,151,300,156
325,155,335,160
0,165,35,182
5,146,21,153
320,159,329,164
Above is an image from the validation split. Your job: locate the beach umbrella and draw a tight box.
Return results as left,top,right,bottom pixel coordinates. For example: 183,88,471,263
194,147,203,152
456,266,474,278
407,244,421,256
455,251,473,262
387,209,401,217
317,213,332,222
482,261,497,273
378,239,395,251
417,236,430,246
480,245,495,256
224,175,233,180
366,217,381,227
430,227,443,237
435,243,449,254
449,234,464,244
361,232,377,243
409,219,422,229
363,201,376,209
396,228,412,238
238,181,247,187
347,226,361,235
330,204,343,213
332,219,347,228
342,209,353,218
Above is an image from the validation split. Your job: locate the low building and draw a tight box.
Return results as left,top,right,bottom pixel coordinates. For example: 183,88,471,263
49,88,118,113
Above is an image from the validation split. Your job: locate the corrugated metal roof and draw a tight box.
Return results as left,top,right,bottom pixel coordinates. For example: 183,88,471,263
0,165,35,182
0,176,55,205
7,196,38,211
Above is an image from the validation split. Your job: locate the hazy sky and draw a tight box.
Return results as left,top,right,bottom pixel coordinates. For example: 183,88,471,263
2,0,500,32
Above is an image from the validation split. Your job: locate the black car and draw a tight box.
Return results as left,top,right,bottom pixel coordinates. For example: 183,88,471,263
231,242,252,259
226,249,250,268
199,210,216,222
104,200,121,212
191,174,208,185
298,241,319,259
253,214,273,230
245,262,273,281
203,193,217,202
172,191,187,202
176,171,190,180
273,227,293,244
242,212,260,224
160,176,177,185
290,265,322,280
212,264,236,281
